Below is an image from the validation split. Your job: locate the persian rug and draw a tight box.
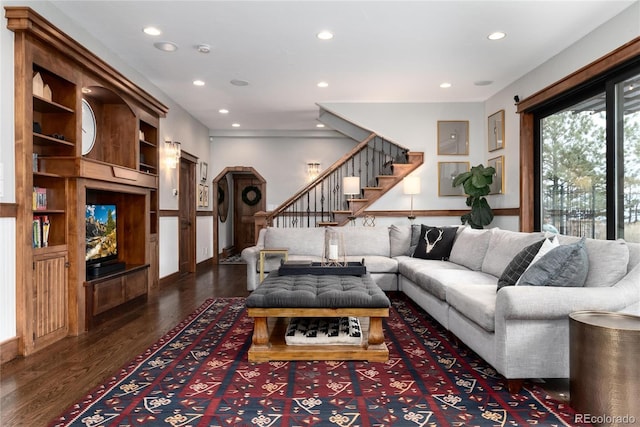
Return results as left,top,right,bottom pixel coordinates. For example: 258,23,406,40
50,293,586,427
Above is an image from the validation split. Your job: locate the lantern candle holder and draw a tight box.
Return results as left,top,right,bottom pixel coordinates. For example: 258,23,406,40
323,230,347,267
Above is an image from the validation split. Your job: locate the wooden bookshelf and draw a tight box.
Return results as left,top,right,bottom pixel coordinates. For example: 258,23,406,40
7,6,168,355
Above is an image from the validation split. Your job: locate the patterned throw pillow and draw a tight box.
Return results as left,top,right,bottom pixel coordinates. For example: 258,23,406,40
497,239,545,291
518,236,589,287
412,225,458,260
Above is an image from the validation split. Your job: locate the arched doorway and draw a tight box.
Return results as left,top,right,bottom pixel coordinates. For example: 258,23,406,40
212,167,266,263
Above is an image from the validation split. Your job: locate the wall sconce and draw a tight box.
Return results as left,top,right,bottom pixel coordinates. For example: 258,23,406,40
307,162,321,181
403,176,421,221
165,140,181,169
343,175,360,223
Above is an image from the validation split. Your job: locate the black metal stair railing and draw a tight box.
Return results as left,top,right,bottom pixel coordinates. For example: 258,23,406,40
267,133,410,228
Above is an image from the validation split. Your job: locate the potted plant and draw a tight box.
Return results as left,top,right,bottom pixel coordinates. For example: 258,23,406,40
452,164,496,229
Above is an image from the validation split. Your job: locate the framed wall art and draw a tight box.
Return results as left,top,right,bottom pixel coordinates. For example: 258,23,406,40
202,184,209,207
200,162,208,182
198,184,205,207
437,120,469,155
438,161,470,196
488,155,504,194
488,110,505,151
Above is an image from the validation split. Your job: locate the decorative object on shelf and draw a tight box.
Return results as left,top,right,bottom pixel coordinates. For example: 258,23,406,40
218,176,229,222
32,71,44,97
242,185,262,206
438,162,469,197
307,162,321,181
139,130,145,141
32,153,39,172
323,229,346,267
343,175,360,223
33,121,42,134
362,214,376,227
81,98,97,155
42,84,52,101
452,163,496,229
165,140,181,169
488,156,504,194
403,175,421,221
488,109,505,151
200,161,208,182
437,120,469,155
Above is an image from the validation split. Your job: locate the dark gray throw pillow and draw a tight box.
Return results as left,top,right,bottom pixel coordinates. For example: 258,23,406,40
518,236,589,287
497,238,545,291
413,225,457,260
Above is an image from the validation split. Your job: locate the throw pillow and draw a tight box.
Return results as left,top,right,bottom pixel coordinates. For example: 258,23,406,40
497,238,545,291
412,225,457,260
518,236,589,287
515,235,559,285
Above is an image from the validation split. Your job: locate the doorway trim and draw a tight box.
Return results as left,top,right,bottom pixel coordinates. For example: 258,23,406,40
212,166,266,263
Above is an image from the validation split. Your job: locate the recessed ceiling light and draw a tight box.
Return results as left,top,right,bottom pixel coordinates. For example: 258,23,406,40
317,30,334,40
154,41,178,52
218,109,229,114
316,123,325,128
317,81,329,88
232,123,241,128
488,31,506,41
230,79,249,87
196,44,211,53
81,87,92,94
193,80,205,86
440,82,452,88
474,80,493,86
143,26,161,36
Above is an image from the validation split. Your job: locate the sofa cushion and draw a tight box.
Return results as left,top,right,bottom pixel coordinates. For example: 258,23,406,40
518,237,589,287
412,225,458,260
481,229,545,277
345,255,398,273
449,227,493,271
497,239,545,290
328,226,390,257
446,284,497,332
408,224,422,255
389,224,411,257
557,235,629,288
264,227,325,256
416,269,497,301
397,257,466,283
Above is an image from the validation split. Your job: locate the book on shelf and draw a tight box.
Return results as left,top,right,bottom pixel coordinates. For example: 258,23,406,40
32,186,47,210
32,215,50,248
33,153,38,172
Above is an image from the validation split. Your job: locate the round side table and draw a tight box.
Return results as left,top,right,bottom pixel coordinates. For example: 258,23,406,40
569,311,640,426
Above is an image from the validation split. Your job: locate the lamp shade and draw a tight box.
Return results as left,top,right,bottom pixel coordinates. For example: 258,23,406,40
403,176,421,195
343,176,360,196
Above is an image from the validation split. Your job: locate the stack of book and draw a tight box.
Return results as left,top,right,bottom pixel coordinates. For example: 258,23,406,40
33,215,50,248
32,187,47,210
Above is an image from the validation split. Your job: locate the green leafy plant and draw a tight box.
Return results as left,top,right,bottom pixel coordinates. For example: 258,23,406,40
452,164,496,229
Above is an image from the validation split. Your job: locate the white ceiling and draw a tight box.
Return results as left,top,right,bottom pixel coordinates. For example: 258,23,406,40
49,0,636,131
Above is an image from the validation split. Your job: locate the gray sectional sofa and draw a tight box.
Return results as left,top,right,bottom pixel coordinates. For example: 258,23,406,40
241,225,640,390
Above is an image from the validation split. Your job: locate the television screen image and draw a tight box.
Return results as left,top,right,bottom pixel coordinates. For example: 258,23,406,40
86,204,117,264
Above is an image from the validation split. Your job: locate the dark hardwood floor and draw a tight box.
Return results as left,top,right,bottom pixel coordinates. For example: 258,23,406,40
0,263,249,427
0,262,569,426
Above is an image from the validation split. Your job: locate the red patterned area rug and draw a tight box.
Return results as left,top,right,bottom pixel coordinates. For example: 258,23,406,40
50,293,586,426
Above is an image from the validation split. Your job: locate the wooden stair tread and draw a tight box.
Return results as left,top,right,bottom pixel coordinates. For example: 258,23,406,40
317,222,339,226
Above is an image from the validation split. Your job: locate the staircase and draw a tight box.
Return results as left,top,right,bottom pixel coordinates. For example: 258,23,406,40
254,109,424,231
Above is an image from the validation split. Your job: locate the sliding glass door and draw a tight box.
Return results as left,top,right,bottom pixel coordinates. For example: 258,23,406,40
537,69,640,243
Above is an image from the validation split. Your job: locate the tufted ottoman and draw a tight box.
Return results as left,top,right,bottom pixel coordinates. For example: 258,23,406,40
246,272,390,362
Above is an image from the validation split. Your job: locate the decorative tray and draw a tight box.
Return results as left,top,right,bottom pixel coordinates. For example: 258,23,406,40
278,260,366,276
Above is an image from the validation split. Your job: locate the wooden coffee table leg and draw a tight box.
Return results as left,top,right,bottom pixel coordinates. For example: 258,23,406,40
252,317,269,348
368,317,385,349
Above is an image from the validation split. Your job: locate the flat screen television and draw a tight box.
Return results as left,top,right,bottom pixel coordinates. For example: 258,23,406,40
85,204,118,266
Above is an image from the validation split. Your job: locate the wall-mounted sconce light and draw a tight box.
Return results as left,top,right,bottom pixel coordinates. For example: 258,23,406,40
403,175,421,221
307,162,321,181
165,140,181,169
